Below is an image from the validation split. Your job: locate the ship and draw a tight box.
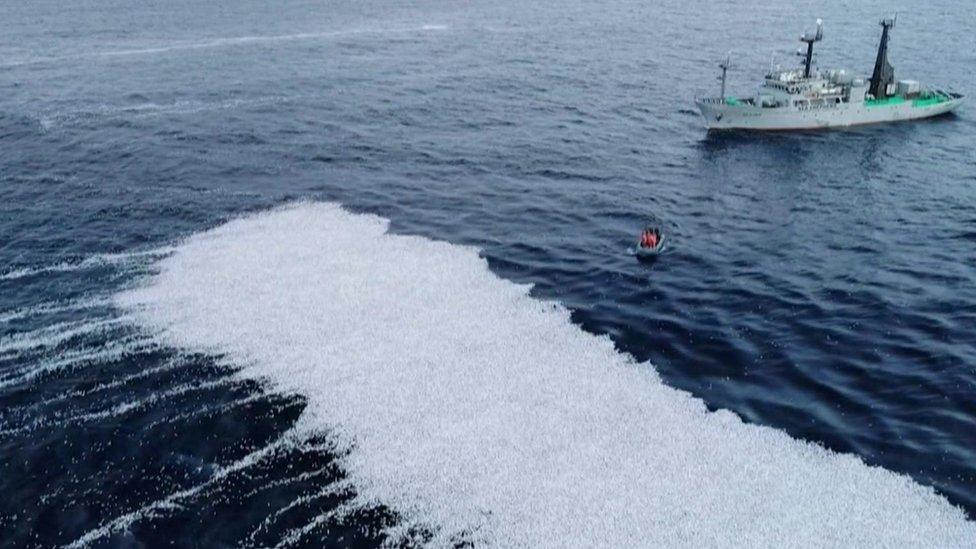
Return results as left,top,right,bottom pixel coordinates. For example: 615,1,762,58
695,18,964,130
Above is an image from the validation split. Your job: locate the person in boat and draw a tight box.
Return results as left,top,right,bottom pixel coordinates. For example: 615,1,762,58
640,228,660,249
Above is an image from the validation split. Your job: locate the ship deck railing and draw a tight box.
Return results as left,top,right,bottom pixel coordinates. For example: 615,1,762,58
864,90,956,109
794,102,842,111
697,97,755,106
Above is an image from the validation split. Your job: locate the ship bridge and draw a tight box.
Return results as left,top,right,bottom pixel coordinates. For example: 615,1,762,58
763,70,828,95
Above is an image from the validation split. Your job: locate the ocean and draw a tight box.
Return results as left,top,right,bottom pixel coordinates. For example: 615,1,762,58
2,0,975,546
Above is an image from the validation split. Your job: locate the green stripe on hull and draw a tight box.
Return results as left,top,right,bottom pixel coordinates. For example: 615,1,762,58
863,93,951,109
864,96,905,108
912,94,949,108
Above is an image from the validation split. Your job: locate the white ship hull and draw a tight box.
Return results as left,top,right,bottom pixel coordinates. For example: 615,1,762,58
696,94,964,130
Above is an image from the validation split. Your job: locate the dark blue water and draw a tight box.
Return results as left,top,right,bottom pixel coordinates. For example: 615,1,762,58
2,0,975,545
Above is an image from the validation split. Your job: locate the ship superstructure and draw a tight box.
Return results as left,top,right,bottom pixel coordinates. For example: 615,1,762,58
695,18,964,130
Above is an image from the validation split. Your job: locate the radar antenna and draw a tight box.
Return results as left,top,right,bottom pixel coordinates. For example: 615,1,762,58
718,51,732,100
798,18,824,78
869,17,896,99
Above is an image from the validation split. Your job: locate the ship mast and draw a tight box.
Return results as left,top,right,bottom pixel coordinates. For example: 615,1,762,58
718,52,732,99
799,19,824,78
869,17,896,99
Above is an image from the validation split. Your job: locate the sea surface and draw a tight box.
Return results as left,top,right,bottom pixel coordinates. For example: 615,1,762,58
2,0,975,546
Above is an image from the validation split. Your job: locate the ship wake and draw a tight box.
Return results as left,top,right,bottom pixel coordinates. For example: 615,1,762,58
116,202,975,547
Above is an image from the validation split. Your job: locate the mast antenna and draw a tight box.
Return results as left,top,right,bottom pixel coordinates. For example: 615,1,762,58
718,51,733,100
798,18,824,78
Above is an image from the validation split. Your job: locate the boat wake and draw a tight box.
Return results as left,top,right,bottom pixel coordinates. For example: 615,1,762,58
33,98,287,131
1,24,451,69
109,202,975,547
0,248,174,281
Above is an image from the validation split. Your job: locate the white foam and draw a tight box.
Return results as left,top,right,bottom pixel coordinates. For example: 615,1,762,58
117,202,976,547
